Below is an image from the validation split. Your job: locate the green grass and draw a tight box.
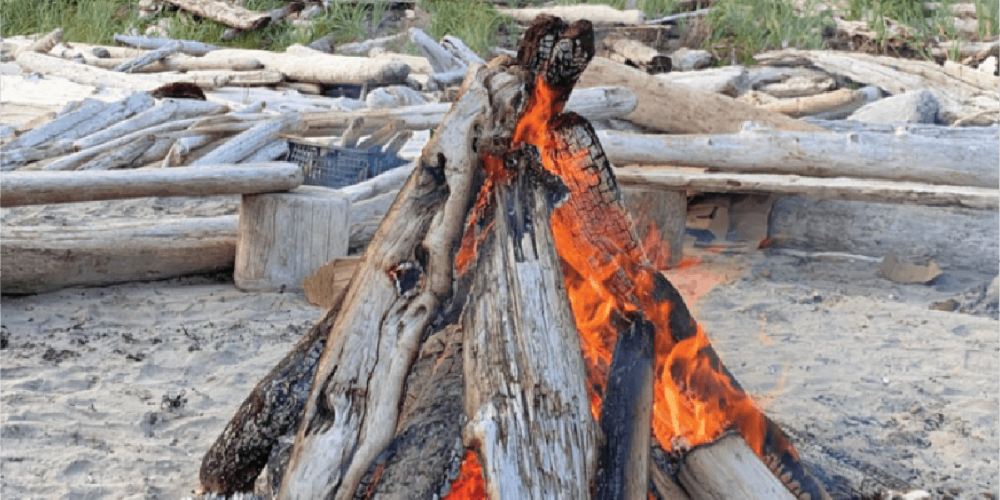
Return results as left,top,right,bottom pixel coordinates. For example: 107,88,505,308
705,0,834,65
1,0,140,45
423,0,520,57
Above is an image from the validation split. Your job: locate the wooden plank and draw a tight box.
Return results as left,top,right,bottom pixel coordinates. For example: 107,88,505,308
599,129,999,189
1,216,238,295
0,162,304,207
614,167,1000,209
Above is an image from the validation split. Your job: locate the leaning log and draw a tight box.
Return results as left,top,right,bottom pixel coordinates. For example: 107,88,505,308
577,57,824,133
0,163,304,207
598,129,999,189
614,167,1000,209
1,216,238,295
190,117,299,166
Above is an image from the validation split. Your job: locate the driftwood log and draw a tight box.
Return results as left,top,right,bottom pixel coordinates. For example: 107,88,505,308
199,15,830,500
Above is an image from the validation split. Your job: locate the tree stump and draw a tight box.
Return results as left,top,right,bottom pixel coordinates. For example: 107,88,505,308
235,186,350,292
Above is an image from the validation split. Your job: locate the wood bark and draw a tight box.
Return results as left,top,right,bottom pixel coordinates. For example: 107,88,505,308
234,186,350,293
1,216,237,295
0,163,303,207
769,197,1000,275
162,0,272,30
577,57,824,133
202,47,410,85
112,34,220,55
615,166,1000,210
498,5,645,25
598,129,1000,189
678,433,799,500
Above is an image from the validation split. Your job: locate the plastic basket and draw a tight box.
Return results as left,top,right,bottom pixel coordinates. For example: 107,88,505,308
288,141,409,189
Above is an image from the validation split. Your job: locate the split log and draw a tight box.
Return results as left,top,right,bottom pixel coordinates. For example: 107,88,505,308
679,433,797,500
598,129,999,189
759,87,881,119
1,216,238,295
498,5,645,25
408,28,466,73
614,167,1000,209
112,34,220,55
0,163,303,207
201,47,409,85
577,57,824,133
602,35,671,74
769,197,1000,274
113,40,182,72
162,0,271,30
235,186,350,292
73,99,227,151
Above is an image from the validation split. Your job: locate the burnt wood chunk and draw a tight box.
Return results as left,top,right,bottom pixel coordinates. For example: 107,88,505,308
596,315,655,500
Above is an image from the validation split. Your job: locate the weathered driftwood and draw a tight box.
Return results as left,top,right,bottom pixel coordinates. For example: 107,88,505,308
201,47,409,85
1,216,238,295
757,74,837,98
598,129,999,189
162,0,271,30
0,163,303,207
278,81,323,95
930,40,999,61
4,98,107,151
646,7,710,24
191,117,299,166
300,86,637,132
42,118,202,171
656,65,749,97
73,99,226,151
602,35,671,74
847,88,939,124
114,40,182,72
112,34,220,55
235,187,350,292
769,197,1000,274
356,121,404,150
79,133,156,170
339,163,413,203
337,32,406,56
132,137,178,166
242,139,289,163
498,5,645,25
426,69,468,90
370,49,434,74
805,119,999,139
15,28,63,56
338,117,366,148
441,35,486,66
162,134,212,167
620,187,687,265
408,28,466,73
383,130,413,156
760,87,881,119
679,433,798,500
577,57,823,133
614,166,1000,209
83,53,263,72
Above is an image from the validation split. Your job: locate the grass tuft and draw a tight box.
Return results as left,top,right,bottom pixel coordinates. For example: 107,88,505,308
423,0,520,57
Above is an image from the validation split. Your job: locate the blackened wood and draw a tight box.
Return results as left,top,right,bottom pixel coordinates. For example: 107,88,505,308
595,316,655,500
199,292,345,494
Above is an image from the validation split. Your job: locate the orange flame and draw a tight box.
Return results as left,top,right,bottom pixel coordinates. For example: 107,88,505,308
444,450,485,500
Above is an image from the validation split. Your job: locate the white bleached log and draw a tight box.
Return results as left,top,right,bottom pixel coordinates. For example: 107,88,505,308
929,39,999,61
338,163,413,203
757,74,837,98
73,99,227,151
657,66,750,97
113,34,220,55
679,433,798,500
441,35,486,66
347,190,395,252
760,86,882,119
1,215,238,295
79,134,157,170
6,98,106,150
614,167,999,209
371,50,433,74
114,40,182,72
337,32,406,56
769,197,1000,274
408,28,465,73
427,69,467,90
241,139,289,163
578,57,823,133
14,52,243,90
162,0,271,30
498,5,645,25
0,162,304,206
235,186,350,291
191,116,299,166
201,47,409,85
15,28,63,56
805,119,999,139
600,129,998,188
602,35,671,74
82,53,263,72
132,137,176,166
43,118,201,171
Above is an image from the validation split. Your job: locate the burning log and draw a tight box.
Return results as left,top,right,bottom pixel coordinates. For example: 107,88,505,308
200,15,832,500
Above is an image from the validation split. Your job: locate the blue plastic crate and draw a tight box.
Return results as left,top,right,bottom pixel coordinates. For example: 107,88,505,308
289,141,409,189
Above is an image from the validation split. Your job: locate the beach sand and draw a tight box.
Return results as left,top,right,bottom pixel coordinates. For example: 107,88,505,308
2,196,997,499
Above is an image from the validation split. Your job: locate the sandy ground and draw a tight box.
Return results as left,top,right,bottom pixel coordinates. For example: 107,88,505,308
2,195,998,500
